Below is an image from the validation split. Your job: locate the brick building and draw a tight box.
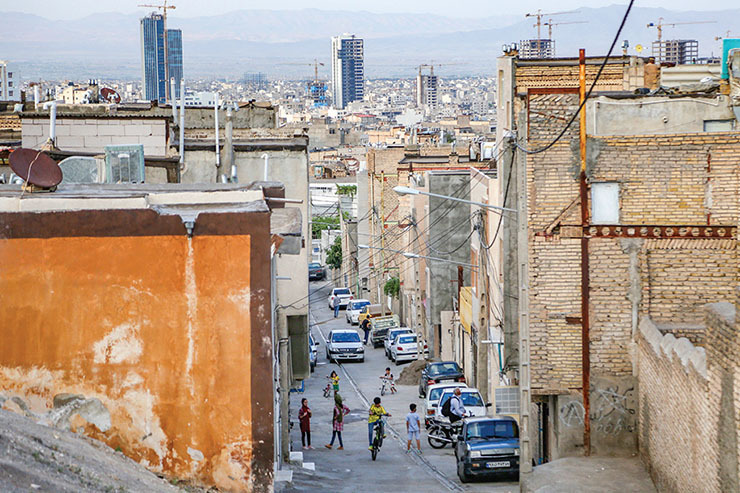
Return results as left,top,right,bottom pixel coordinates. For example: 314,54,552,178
497,54,738,464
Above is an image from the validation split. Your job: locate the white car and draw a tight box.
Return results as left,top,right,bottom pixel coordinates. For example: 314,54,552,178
390,333,429,365
424,382,468,428
327,287,353,310
384,327,413,358
434,388,490,424
345,299,371,325
325,329,364,363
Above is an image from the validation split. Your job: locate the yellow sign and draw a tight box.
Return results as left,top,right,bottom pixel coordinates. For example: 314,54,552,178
635,44,643,53
459,286,473,334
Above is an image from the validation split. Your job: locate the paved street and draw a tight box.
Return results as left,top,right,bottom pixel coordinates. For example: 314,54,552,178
284,280,519,492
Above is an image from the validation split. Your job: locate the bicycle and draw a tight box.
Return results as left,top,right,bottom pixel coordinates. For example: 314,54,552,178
370,414,390,461
323,376,334,398
379,377,396,396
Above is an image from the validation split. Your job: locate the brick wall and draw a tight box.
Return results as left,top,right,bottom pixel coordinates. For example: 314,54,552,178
637,304,738,493
21,117,168,155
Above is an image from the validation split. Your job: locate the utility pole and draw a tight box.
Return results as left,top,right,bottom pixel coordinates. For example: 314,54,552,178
277,309,290,463
380,171,387,316
477,211,490,404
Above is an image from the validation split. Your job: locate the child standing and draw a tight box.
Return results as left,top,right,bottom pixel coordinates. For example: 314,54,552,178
298,398,313,450
325,394,350,450
330,370,340,393
406,403,422,453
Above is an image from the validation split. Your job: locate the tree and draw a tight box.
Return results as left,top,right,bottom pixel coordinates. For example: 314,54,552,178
383,276,400,299
325,236,342,270
312,215,339,239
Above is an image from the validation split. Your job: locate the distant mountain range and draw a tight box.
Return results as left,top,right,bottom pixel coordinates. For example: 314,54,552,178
1,6,737,80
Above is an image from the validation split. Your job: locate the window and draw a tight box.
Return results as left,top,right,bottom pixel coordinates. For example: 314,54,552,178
8,90,12,96
8,81,12,87
7,72,12,77
703,120,735,132
591,182,619,224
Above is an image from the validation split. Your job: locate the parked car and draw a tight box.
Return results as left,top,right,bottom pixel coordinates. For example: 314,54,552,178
345,299,371,325
424,382,468,428
384,327,413,358
325,329,364,363
433,388,490,423
455,416,520,483
327,287,353,310
419,361,466,398
370,314,401,348
357,303,383,325
390,333,429,365
309,333,319,372
308,262,325,281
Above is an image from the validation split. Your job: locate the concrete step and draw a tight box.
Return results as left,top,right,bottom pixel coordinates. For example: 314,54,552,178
288,451,303,467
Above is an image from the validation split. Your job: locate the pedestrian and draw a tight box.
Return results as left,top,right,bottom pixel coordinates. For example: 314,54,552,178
333,296,340,318
325,393,350,450
298,398,313,450
360,317,371,345
329,370,340,393
406,403,422,453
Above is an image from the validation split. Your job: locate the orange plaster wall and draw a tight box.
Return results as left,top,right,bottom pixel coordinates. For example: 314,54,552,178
0,234,258,490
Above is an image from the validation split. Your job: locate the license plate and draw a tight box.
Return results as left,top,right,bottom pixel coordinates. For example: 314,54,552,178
486,461,510,468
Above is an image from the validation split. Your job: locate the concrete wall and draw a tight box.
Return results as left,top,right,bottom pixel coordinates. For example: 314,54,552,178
0,207,274,492
22,117,168,155
637,305,739,493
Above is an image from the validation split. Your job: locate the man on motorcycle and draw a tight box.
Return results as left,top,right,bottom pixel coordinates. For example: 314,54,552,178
449,388,466,424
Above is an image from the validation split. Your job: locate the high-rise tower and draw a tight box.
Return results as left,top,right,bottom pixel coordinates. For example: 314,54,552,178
140,13,183,103
331,34,364,109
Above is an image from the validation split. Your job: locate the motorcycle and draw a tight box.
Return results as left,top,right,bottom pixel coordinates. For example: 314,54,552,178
426,417,463,449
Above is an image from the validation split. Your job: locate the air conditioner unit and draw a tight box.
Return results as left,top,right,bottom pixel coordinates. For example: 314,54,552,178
104,144,145,183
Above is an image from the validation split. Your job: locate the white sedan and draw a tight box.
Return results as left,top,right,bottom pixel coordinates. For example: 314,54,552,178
327,287,353,310
345,299,371,325
390,333,429,365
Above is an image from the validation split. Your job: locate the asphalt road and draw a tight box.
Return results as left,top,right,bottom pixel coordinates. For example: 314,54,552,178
284,280,518,493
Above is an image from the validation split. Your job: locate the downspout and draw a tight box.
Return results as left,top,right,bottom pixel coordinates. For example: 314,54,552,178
42,100,61,147
214,93,221,172
179,79,185,172
171,78,178,121
34,85,40,110
578,48,592,457
226,106,236,182
262,153,270,181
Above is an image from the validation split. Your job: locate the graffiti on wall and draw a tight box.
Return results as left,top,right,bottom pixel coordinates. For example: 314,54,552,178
559,382,637,435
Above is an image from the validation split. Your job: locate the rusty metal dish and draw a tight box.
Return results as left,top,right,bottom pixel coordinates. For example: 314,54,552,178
9,148,63,188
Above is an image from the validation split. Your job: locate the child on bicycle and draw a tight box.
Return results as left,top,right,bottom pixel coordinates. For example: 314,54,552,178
368,397,391,450
380,367,396,394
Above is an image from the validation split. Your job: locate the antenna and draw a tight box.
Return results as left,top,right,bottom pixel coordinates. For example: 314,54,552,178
139,1,177,101
100,87,121,104
9,148,63,190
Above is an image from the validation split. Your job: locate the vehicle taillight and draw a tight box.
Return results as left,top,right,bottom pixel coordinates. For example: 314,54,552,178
398,347,403,351
457,376,466,383
423,344,428,349
350,295,353,299
427,379,435,385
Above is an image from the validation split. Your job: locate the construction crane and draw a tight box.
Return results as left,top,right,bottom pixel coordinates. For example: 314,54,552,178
416,62,464,77
542,19,588,40
525,9,579,40
647,17,716,43
279,59,325,81
138,1,176,101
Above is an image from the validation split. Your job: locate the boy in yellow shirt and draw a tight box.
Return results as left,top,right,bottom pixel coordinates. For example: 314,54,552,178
368,396,391,449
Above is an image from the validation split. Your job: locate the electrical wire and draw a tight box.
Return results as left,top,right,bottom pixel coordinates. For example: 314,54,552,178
514,0,635,155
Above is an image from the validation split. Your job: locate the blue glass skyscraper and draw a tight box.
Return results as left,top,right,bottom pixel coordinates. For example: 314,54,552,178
140,13,183,103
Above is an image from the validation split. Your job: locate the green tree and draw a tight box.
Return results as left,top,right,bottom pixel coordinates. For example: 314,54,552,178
383,276,400,299
325,236,342,270
336,184,357,197
312,215,339,239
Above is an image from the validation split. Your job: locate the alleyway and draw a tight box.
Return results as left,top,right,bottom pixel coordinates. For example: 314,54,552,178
283,281,519,492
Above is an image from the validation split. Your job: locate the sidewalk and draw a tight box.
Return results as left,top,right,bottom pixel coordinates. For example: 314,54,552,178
521,456,656,493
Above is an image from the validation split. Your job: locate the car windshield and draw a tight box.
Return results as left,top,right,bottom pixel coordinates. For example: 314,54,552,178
334,288,350,295
428,362,461,376
429,386,458,403
466,421,519,440
439,392,484,407
398,335,417,344
390,329,411,339
351,301,370,310
332,332,360,343
309,263,321,269
309,335,315,346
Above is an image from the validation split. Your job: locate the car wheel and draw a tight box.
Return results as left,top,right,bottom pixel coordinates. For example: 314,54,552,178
457,462,470,483
360,357,365,363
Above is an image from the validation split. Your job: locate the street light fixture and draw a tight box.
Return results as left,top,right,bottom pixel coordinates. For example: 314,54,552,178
393,185,516,213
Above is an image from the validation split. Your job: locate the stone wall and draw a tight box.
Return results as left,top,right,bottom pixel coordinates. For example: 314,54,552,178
21,117,168,155
637,304,738,493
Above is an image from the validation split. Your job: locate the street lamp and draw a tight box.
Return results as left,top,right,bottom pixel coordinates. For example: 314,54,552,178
393,185,516,213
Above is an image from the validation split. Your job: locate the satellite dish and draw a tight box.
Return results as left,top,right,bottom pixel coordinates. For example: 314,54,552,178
635,44,643,53
100,87,121,104
59,156,102,184
8,148,62,188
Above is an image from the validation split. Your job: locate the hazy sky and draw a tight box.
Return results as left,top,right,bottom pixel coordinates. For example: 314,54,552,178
1,0,737,19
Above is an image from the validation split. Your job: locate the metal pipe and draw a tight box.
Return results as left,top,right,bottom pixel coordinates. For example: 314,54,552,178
42,100,60,145
261,153,270,181
226,106,237,182
34,85,40,110
171,78,178,121
214,93,220,170
179,79,185,170
579,48,592,458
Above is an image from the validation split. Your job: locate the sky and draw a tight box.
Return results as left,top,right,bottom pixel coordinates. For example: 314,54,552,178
0,0,736,19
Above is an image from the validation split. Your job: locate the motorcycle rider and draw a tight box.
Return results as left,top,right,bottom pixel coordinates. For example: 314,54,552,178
448,388,466,424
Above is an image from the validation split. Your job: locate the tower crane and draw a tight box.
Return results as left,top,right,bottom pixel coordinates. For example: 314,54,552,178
279,59,325,81
525,9,579,40
416,62,464,77
647,17,716,43
138,1,177,101
542,19,588,40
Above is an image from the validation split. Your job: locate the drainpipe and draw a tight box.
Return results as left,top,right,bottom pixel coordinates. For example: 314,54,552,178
34,85,40,110
261,153,270,181
578,48,592,457
42,100,61,147
214,93,221,171
179,79,185,171
171,78,178,121
226,106,237,183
